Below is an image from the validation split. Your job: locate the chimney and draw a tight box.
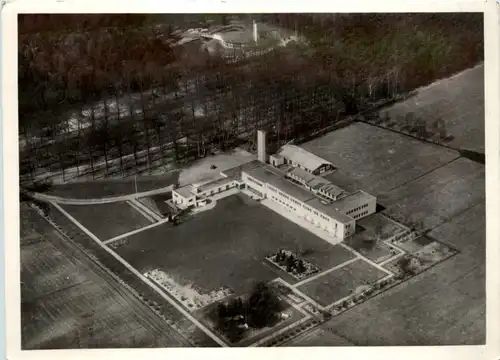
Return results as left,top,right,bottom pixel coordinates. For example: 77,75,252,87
257,130,267,163
253,20,258,43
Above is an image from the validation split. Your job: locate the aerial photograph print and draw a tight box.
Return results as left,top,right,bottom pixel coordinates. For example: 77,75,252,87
17,12,485,349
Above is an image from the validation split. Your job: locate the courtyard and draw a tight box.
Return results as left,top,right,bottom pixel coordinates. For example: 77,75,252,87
114,194,355,295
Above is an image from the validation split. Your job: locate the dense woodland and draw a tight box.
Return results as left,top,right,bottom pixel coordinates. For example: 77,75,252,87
18,13,483,183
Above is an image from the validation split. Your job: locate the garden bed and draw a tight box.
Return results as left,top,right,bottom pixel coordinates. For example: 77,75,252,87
265,249,321,280
145,269,234,312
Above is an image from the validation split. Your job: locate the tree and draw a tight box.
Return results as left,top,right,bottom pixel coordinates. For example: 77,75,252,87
246,282,283,328
285,254,296,268
297,259,306,274
217,303,227,319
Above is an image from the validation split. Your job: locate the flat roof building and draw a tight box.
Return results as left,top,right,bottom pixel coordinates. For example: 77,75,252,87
173,132,377,243
244,164,315,203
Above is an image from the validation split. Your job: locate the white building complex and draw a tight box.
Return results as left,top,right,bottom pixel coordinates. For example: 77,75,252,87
172,131,377,244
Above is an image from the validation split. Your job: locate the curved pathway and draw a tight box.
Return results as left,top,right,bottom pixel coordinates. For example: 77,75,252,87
27,184,174,205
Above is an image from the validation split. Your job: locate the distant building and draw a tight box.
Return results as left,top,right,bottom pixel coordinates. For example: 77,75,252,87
197,21,295,63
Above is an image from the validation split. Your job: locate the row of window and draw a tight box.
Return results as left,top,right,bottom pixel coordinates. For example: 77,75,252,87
246,176,264,188
346,203,369,215
278,191,290,200
271,189,338,226
272,196,298,212
353,211,369,219
203,183,236,196
268,185,278,193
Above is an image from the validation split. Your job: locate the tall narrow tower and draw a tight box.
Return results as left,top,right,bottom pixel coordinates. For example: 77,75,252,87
253,20,258,43
257,130,267,163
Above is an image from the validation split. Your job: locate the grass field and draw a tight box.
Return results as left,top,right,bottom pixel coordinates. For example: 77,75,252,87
138,193,173,218
344,214,405,262
397,236,435,253
46,171,179,199
297,259,387,307
344,235,394,263
62,201,152,240
287,328,354,347
115,194,355,295
357,213,408,239
20,205,188,349
301,122,460,195
21,241,89,299
380,64,484,153
380,157,485,231
317,202,485,345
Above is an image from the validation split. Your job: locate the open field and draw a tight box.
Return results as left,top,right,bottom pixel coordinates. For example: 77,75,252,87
297,259,387,307
380,64,484,153
21,241,89,299
301,122,460,195
115,194,355,295
20,205,189,349
380,157,485,231
62,201,152,240
45,172,179,199
316,202,485,345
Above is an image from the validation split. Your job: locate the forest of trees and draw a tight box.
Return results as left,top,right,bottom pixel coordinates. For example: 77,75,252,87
18,13,483,184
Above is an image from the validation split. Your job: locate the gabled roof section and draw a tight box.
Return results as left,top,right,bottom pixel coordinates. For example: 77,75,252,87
278,145,333,173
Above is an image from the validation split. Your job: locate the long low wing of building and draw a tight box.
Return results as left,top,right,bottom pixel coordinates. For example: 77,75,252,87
276,144,335,175
241,163,355,241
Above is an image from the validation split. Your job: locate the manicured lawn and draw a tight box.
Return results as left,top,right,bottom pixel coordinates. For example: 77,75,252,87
397,236,434,253
138,193,174,218
357,213,407,240
62,202,152,240
344,234,394,263
297,259,387,307
115,194,355,295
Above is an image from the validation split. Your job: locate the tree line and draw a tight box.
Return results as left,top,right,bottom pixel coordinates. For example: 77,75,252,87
18,14,483,183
